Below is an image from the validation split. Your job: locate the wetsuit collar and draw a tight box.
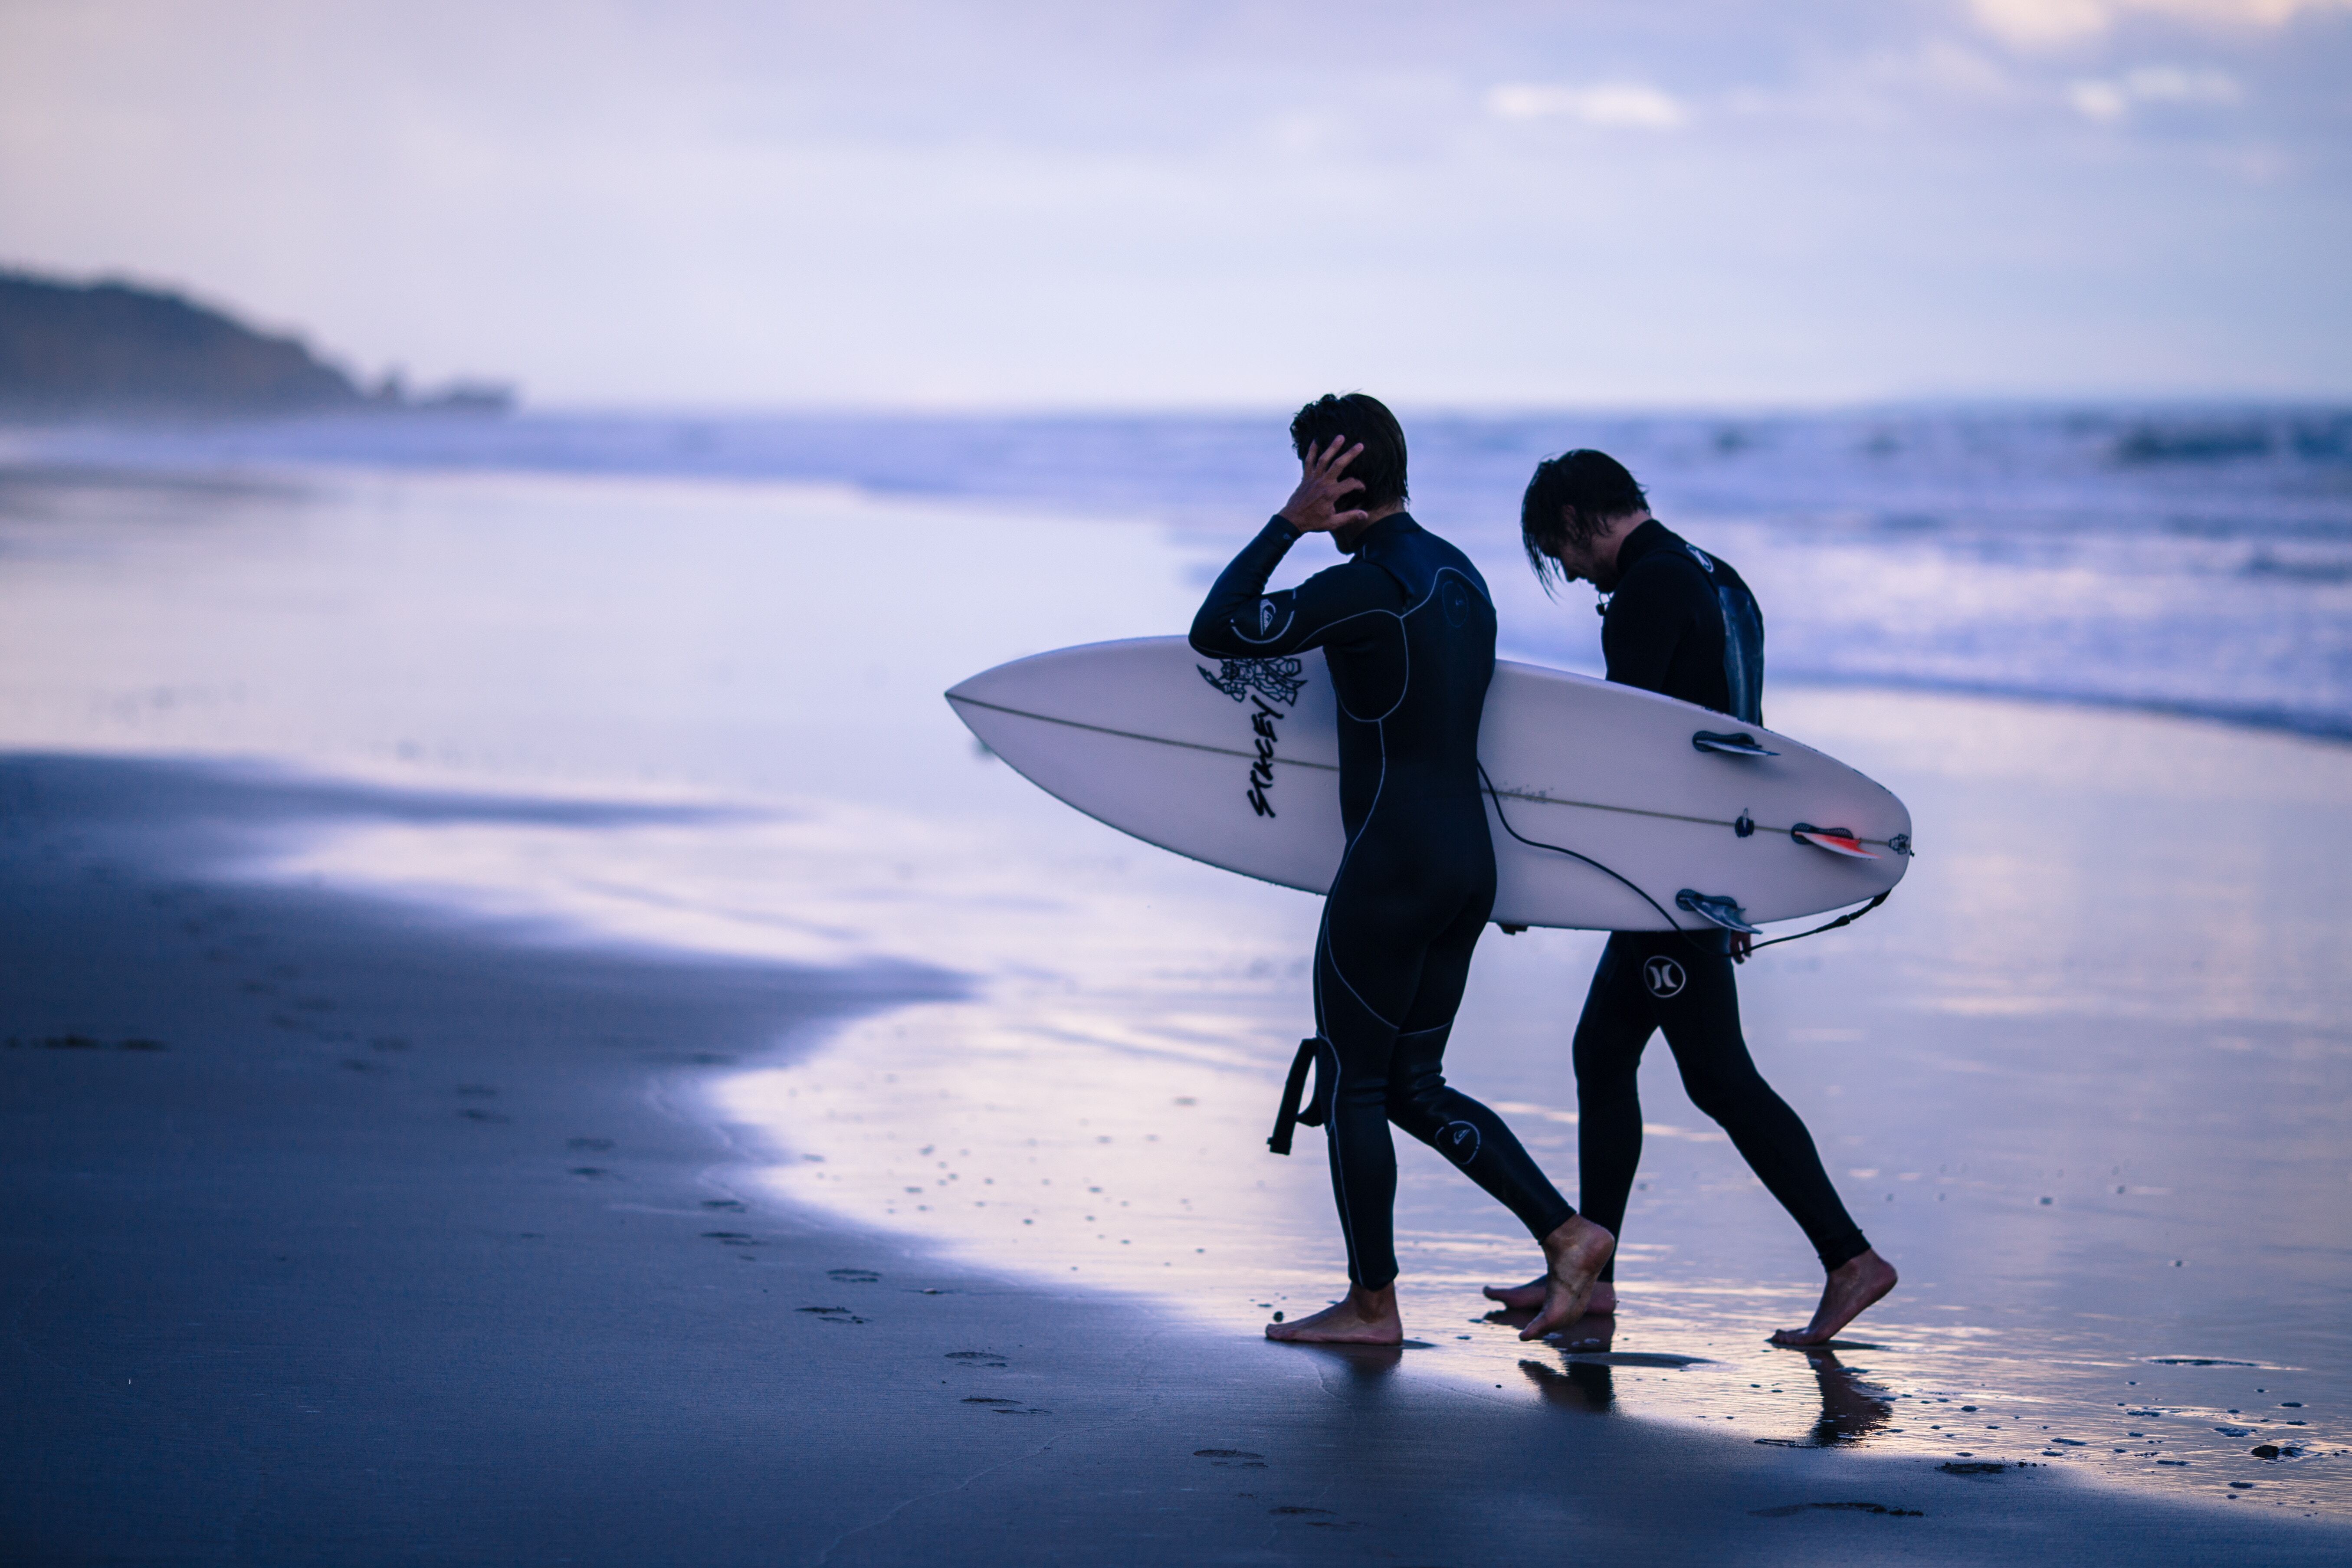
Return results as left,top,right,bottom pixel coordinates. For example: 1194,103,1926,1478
1347,511,1420,557
1608,517,1676,581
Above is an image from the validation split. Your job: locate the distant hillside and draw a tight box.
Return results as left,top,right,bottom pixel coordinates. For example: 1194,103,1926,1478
0,270,511,419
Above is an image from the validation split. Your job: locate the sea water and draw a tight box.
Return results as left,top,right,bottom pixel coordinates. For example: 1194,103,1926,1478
15,404,2352,734
0,408,2345,1517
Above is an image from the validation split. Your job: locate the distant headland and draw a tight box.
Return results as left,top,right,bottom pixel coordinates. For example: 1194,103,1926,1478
0,268,514,420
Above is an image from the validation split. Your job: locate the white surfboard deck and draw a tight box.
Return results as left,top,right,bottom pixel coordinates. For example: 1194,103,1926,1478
946,637,1910,932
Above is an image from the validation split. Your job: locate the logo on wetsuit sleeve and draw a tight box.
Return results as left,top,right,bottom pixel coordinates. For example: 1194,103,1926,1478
1442,579,1471,628
1257,598,1280,636
1642,956,1687,998
1437,1121,1482,1164
1195,658,1306,819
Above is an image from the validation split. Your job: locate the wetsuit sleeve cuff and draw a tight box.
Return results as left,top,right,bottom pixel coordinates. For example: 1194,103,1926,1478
1265,514,1301,544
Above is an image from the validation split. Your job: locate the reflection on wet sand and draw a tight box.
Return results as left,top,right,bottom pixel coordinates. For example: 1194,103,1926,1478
1771,1349,1897,1447
1510,1315,1893,1446
1521,1357,1619,1412
6,465,2343,1521
1512,1311,1623,1412
1273,1340,1414,1383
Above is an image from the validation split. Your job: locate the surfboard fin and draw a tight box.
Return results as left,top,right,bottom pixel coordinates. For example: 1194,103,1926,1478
1692,730,1779,758
1676,889,1762,935
1789,822,1881,859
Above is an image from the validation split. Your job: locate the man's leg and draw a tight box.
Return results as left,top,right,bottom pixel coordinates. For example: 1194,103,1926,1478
1574,936,1658,1292
1388,897,1612,1340
1385,897,1576,1244
1645,937,1897,1343
1315,899,1414,1294
1485,935,1652,1313
1266,888,1422,1344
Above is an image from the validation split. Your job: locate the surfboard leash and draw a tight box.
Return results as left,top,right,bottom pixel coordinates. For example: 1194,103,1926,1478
1477,763,1719,958
1476,763,1891,958
1742,891,1889,953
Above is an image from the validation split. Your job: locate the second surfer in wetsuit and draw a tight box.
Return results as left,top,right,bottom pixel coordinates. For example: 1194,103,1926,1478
1485,448,1899,1348
1191,394,1615,1346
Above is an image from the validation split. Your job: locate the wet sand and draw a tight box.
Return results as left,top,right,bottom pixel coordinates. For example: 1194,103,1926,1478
6,751,2348,1565
3,458,2347,1557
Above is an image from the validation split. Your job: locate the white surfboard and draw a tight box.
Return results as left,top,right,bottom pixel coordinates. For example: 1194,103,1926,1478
946,637,1909,932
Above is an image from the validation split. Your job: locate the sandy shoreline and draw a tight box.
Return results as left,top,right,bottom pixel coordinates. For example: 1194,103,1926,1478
4,750,2345,1565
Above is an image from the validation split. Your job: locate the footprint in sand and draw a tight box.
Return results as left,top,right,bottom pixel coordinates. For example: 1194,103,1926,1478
1193,1450,1266,1470
799,1306,867,1323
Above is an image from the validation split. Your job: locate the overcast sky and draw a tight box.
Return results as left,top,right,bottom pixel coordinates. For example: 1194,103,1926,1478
2,0,2346,407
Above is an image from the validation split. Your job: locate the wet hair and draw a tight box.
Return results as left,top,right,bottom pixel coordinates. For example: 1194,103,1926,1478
1520,449,1650,594
1290,393,1408,514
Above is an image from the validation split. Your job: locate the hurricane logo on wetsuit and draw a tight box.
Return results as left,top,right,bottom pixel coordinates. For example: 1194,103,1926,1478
1642,955,1686,998
1197,657,1306,706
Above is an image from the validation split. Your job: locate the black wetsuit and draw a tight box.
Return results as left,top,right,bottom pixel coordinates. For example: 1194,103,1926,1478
1192,513,1575,1290
1576,520,1867,1279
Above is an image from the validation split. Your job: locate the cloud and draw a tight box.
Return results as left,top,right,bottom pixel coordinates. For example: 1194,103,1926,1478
1486,82,1686,129
1973,0,2352,48
2067,62,2242,118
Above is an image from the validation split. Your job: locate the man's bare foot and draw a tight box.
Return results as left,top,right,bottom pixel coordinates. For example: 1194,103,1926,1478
1769,1249,1898,1347
1483,1276,1617,1316
1266,1283,1403,1345
1520,1215,1616,1341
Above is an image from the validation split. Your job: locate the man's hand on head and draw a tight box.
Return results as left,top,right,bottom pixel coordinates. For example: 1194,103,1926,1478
1279,437,1370,535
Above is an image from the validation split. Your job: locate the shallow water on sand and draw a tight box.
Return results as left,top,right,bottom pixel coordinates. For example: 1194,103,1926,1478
1,461,2345,1519
718,689,2352,1517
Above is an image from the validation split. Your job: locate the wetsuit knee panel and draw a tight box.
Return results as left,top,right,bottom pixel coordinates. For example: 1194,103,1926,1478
1383,1064,1451,1127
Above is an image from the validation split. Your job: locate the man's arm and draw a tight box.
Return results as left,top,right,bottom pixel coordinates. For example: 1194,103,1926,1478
1190,521,1401,658
1191,434,1401,658
1599,559,1701,694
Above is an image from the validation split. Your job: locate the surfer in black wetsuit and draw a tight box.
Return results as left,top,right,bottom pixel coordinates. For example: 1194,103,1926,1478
1191,395,1614,1346
1484,449,1899,1348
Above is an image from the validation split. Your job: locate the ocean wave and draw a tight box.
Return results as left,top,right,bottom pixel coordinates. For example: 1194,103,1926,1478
4,405,2347,737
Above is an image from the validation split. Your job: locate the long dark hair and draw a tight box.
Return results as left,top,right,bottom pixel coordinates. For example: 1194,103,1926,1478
1520,449,1649,595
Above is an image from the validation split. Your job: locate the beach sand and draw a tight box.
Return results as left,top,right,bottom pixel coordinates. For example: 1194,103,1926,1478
3,459,2347,1560
6,750,2347,1566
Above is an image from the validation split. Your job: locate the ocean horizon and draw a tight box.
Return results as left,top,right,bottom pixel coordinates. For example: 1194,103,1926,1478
7,400,2349,743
